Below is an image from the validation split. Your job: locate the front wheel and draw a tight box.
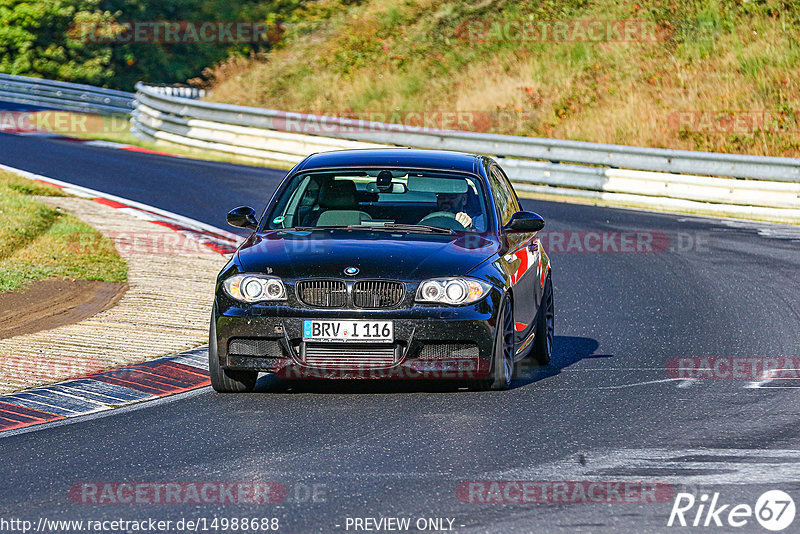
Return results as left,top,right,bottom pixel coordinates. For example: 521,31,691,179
531,272,554,366
474,294,515,391
208,312,258,393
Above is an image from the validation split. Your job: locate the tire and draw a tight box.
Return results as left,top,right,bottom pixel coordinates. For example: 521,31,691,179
475,294,515,391
531,272,554,366
208,312,258,393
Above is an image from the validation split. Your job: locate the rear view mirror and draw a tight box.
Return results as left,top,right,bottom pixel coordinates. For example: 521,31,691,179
227,206,258,229
503,211,545,233
366,182,408,194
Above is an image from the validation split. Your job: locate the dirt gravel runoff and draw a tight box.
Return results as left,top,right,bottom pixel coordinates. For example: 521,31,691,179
0,196,226,394
0,280,127,339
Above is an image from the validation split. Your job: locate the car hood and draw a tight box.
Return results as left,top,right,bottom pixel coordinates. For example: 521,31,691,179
235,229,499,280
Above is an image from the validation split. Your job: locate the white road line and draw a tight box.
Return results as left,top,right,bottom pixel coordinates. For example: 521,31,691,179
597,378,686,389
493,448,800,485
169,349,209,370
744,368,800,389
49,384,136,405
32,386,114,410
82,140,130,149
541,378,687,391
557,368,670,371
708,219,800,240
117,207,158,221
60,187,95,198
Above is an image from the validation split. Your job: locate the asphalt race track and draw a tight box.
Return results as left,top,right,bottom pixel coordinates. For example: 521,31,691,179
1,131,800,533
0,129,283,233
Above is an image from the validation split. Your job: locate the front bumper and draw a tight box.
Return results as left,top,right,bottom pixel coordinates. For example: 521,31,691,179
213,293,500,380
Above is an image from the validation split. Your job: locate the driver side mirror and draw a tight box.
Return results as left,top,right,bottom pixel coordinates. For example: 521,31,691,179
503,211,545,233
227,206,258,230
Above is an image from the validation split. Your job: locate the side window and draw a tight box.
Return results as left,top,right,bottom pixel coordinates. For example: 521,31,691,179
495,166,521,210
490,167,518,226
268,175,310,228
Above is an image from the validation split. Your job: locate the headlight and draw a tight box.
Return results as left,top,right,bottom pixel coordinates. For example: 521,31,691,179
223,274,287,303
415,277,491,305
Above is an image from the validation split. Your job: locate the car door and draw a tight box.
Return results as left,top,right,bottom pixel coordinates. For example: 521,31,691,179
490,165,541,352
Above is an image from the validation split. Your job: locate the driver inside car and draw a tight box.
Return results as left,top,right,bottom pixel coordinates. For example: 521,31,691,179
428,191,484,231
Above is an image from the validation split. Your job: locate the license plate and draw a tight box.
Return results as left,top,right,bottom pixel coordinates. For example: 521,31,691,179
303,320,393,342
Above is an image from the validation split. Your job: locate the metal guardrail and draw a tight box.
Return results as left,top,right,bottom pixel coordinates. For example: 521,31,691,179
1,75,797,223
133,83,800,183
0,73,133,114
138,84,207,99
131,82,800,222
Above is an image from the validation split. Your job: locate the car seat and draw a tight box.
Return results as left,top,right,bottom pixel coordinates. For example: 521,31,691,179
304,180,372,226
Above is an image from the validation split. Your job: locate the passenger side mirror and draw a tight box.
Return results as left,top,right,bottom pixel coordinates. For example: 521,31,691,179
503,211,545,233
227,206,258,229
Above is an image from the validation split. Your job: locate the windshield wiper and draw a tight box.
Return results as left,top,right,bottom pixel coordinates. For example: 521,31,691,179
275,224,455,235
346,223,455,235
276,226,346,231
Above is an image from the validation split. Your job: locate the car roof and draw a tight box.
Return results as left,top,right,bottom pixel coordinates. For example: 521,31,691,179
292,148,486,176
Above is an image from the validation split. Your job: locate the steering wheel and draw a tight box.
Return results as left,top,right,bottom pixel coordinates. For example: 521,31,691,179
419,211,467,231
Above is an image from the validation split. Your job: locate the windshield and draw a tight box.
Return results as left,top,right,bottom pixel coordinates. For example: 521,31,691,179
262,169,491,233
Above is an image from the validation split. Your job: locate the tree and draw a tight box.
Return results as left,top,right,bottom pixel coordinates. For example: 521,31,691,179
96,0,302,89
0,0,115,85
0,0,304,90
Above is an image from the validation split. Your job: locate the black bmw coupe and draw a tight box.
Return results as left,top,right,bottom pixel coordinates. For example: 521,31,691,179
210,149,553,391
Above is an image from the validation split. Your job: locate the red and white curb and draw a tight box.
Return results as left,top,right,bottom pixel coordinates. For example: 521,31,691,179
0,163,245,432
0,162,244,254
0,348,210,433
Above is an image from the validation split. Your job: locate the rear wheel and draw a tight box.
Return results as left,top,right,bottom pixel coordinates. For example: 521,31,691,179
531,273,554,365
209,312,258,393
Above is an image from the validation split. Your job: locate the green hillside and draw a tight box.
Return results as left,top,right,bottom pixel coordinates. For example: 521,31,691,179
204,0,800,157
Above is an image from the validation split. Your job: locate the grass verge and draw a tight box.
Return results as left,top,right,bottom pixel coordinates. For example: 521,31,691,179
204,0,800,158
0,171,127,293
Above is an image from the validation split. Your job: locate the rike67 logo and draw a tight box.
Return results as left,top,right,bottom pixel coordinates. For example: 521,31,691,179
668,490,795,531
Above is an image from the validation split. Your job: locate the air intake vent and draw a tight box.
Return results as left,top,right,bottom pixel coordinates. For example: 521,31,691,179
353,281,405,308
303,343,397,369
417,343,479,360
296,280,347,308
228,338,283,358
